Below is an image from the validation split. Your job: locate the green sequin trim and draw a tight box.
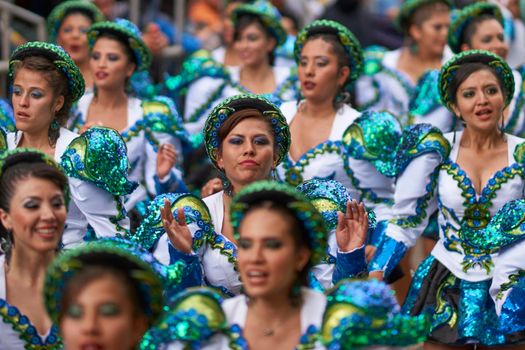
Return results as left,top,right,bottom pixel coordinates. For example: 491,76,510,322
497,270,525,300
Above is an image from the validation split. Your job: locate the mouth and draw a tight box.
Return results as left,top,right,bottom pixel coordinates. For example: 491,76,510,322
80,344,104,350
16,111,30,118
245,270,268,285
302,81,316,90
239,160,259,167
69,44,81,53
34,227,59,239
475,108,493,120
95,71,108,80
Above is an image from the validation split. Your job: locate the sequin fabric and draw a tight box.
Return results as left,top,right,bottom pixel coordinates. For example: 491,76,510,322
499,272,525,334
47,0,105,43
322,279,429,348
295,19,363,87
343,110,401,177
141,288,226,349
9,41,85,103
44,237,167,327
230,181,328,265
0,127,6,151
203,94,290,171
439,50,515,111
232,0,286,46
0,99,15,132
367,234,408,276
60,126,138,196
409,70,444,117
87,18,151,71
447,3,503,54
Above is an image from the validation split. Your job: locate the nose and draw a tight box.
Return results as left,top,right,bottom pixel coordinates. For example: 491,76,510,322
251,243,265,263
243,140,255,155
80,309,99,335
40,203,56,221
305,61,315,76
478,91,489,104
17,92,29,107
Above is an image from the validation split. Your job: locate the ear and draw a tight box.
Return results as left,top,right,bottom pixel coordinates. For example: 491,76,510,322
126,62,136,78
131,314,149,346
0,208,12,231
266,36,277,53
216,149,224,170
338,66,350,87
408,24,421,42
295,247,311,272
460,43,471,52
451,103,461,119
54,95,65,113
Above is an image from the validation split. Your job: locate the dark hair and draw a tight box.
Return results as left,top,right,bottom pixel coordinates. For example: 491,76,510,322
95,32,136,66
217,108,276,156
301,33,351,109
242,200,312,305
12,56,72,132
0,155,68,261
409,2,450,29
59,265,145,323
62,9,97,24
462,14,502,48
448,62,506,107
234,13,275,65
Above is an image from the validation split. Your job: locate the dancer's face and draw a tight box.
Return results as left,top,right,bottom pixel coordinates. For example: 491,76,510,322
57,13,92,64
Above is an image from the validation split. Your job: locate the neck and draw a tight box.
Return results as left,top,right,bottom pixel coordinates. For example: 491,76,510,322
248,290,299,321
76,60,93,88
6,247,55,287
94,87,128,108
19,126,53,150
406,46,442,66
241,63,272,81
461,127,505,151
301,99,337,119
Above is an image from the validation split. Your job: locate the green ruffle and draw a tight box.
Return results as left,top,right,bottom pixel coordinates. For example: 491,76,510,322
0,127,6,151
142,96,192,146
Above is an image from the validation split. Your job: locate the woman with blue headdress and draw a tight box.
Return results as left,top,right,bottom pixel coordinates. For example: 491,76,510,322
369,50,525,347
5,41,134,246
69,18,191,214
145,181,429,350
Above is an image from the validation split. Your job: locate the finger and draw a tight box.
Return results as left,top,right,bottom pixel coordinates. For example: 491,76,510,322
358,202,366,223
337,211,345,230
346,200,354,221
164,199,175,223
177,207,186,226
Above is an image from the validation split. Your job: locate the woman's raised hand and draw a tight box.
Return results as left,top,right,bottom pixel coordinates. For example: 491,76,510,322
156,144,177,179
336,199,368,252
201,177,223,198
160,198,193,254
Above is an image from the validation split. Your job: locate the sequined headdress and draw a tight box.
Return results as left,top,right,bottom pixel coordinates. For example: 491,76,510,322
296,179,376,233
322,279,430,348
230,180,328,265
44,237,165,326
0,148,70,205
232,0,286,46
294,19,363,87
9,41,85,103
448,2,504,54
438,50,515,111
87,18,152,71
47,0,105,43
203,94,290,172
396,0,452,33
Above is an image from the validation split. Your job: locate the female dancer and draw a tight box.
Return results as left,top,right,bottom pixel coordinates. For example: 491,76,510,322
70,19,190,211
0,149,68,349
133,94,366,295
150,181,429,349
357,0,451,126
43,238,166,350
183,0,298,136
47,0,105,92
6,41,133,246
369,50,525,347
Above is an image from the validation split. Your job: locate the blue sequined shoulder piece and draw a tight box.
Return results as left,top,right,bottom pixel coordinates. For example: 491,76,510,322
142,96,192,146
132,192,214,252
0,99,15,132
343,110,402,177
477,199,525,250
60,127,138,196
409,69,443,117
141,287,227,349
513,141,525,164
362,45,388,76
396,123,451,176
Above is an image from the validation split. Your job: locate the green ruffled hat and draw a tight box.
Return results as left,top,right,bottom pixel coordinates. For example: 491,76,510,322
438,49,515,112
60,126,138,196
47,0,105,43
322,279,430,348
294,19,364,86
203,94,290,172
230,180,328,265
87,18,152,71
0,148,70,205
9,41,85,103
232,0,287,46
44,237,165,326
448,2,504,54
396,0,452,33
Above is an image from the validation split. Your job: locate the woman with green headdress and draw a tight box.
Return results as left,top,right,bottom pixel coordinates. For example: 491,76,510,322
132,94,368,297
0,149,69,349
148,181,429,349
182,0,299,137
356,0,452,126
47,0,105,92
6,41,135,247
70,18,192,215
368,50,525,347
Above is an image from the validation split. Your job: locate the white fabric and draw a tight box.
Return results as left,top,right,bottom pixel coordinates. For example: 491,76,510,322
386,131,525,281
165,288,326,350
0,256,52,349
183,66,295,136
7,128,128,248
75,93,183,211
277,101,394,221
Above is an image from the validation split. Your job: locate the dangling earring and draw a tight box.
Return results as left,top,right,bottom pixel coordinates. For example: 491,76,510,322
220,171,233,197
48,119,60,146
500,113,505,136
290,278,302,307
452,116,457,144
409,42,418,55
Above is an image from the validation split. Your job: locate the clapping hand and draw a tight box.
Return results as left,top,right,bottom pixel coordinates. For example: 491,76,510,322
160,198,193,254
336,199,368,252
